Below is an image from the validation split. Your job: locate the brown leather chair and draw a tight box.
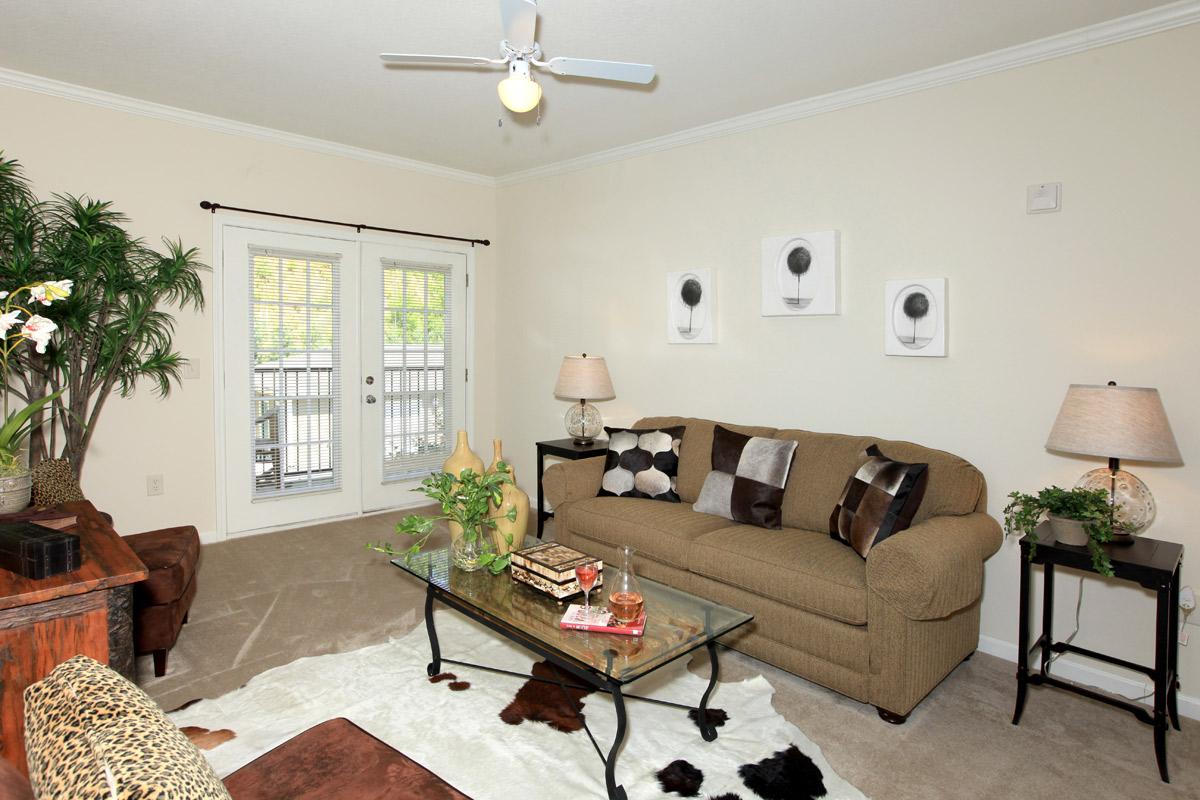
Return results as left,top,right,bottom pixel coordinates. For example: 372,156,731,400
122,525,200,677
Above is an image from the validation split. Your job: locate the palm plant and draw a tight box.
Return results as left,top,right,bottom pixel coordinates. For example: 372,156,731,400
0,151,207,477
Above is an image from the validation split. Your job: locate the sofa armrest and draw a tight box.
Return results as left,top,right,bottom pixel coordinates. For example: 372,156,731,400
542,458,606,510
865,512,1002,621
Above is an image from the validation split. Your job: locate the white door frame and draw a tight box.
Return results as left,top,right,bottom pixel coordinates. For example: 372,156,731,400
211,214,476,541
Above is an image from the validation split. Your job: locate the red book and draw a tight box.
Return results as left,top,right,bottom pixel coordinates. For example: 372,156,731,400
559,604,646,636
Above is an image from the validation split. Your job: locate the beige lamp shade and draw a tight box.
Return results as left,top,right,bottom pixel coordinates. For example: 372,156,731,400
1045,384,1182,464
554,355,615,401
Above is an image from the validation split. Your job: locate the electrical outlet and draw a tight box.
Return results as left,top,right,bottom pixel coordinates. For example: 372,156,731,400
1180,585,1195,611
146,474,164,496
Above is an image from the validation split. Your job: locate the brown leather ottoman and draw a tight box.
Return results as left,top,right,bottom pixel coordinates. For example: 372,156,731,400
223,718,471,800
122,525,200,677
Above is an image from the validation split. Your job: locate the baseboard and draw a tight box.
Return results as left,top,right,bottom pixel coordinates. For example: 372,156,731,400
977,634,1199,721
198,529,223,545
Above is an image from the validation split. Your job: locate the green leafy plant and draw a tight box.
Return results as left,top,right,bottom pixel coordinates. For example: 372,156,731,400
1003,486,1114,576
368,463,518,575
0,151,206,478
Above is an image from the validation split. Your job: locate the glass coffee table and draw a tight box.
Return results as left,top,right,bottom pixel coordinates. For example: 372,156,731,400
392,547,753,800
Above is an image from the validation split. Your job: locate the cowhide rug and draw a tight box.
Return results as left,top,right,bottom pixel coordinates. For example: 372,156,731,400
170,612,868,799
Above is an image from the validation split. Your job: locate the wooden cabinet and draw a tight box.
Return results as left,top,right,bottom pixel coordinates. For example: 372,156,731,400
0,501,146,775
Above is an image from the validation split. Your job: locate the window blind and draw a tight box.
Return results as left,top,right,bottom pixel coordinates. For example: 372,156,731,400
249,247,342,498
380,260,452,481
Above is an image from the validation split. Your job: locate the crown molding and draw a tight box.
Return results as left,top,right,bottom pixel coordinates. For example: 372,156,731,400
1,2,1196,189
0,66,496,187
496,0,1200,186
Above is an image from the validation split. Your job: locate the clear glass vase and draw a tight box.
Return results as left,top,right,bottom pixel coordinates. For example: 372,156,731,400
606,544,645,624
451,526,486,572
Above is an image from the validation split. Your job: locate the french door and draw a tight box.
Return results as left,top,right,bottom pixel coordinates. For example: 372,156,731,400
220,224,468,535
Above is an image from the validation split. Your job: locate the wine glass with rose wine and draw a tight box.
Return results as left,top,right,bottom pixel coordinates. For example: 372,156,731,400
574,560,600,620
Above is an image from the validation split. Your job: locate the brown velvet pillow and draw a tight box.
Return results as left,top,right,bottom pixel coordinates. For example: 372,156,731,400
693,425,797,529
829,444,929,557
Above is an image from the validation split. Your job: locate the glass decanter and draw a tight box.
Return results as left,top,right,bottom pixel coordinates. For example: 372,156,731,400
607,544,645,624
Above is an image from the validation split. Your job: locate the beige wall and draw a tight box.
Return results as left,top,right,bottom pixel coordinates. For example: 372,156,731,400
0,85,499,538
495,26,1200,694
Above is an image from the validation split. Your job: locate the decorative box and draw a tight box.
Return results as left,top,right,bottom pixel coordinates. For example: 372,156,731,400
510,542,602,601
0,522,81,579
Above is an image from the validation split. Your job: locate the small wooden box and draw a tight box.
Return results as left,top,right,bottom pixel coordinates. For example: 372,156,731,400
510,542,602,601
0,522,81,579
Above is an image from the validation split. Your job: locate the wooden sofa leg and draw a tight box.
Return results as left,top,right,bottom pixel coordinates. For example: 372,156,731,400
962,651,974,663
182,612,189,625
153,650,168,678
876,706,909,725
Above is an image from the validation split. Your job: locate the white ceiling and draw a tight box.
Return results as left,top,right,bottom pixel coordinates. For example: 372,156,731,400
0,1,1180,177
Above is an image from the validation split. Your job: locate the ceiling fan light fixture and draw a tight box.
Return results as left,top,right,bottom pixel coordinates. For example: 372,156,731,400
498,59,541,112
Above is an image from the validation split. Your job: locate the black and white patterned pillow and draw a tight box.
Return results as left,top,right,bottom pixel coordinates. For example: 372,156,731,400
597,426,685,502
829,444,929,557
693,425,798,529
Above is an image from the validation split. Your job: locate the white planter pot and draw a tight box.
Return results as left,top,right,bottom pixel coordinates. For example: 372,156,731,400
1048,515,1090,547
0,470,32,514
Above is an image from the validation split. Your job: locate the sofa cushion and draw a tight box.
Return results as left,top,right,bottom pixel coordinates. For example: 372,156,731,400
689,525,868,625
775,429,984,531
224,718,471,800
830,445,929,558
694,425,797,529
597,426,685,502
634,417,778,504
559,497,732,569
123,525,200,605
24,655,230,800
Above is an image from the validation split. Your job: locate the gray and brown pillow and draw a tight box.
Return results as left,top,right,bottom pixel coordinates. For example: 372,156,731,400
830,445,928,557
693,425,797,529
598,426,685,502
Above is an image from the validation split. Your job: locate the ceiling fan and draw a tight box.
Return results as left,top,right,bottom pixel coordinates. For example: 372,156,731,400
380,0,656,114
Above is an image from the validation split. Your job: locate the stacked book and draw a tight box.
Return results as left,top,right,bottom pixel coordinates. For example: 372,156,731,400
510,542,602,600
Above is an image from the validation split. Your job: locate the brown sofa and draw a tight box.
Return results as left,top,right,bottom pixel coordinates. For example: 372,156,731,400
543,416,1002,722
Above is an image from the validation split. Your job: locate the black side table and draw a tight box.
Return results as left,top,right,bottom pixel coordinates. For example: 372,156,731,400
535,438,608,539
1013,521,1183,782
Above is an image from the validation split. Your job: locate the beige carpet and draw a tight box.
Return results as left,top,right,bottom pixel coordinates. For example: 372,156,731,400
139,513,1199,800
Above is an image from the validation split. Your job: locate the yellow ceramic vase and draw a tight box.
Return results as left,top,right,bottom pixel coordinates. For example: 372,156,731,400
442,430,483,545
492,466,530,557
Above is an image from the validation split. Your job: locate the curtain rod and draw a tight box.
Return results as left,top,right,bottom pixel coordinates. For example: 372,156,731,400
198,201,490,247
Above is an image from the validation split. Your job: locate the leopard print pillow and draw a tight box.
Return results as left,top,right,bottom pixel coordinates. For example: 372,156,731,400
24,655,231,800
31,458,86,508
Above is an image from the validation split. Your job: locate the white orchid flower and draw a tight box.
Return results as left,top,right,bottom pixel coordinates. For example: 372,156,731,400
0,311,22,334
0,291,8,300
21,315,58,353
29,280,73,306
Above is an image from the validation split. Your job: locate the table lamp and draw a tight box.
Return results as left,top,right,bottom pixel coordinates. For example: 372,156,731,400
553,354,615,446
1044,382,1182,538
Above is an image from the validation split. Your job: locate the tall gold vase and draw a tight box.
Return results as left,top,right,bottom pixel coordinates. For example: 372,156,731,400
492,466,530,556
442,430,483,546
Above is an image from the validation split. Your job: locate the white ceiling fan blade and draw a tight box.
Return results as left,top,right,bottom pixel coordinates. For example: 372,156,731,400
542,57,655,84
500,0,537,49
380,53,499,66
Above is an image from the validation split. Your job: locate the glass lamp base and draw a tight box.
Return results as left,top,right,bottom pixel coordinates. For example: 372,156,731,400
564,402,602,445
1075,467,1156,537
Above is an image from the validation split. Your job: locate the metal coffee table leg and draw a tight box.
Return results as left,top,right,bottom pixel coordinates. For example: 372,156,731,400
696,640,721,741
424,584,441,677
605,681,628,800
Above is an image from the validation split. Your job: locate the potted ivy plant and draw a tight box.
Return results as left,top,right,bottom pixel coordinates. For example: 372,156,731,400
1003,486,1114,576
369,464,518,575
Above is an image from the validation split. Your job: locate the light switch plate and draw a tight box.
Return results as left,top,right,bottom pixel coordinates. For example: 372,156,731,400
1027,183,1061,214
